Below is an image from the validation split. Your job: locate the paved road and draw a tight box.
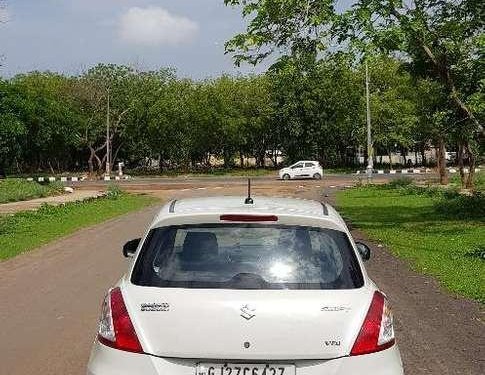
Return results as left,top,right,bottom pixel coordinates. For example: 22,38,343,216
71,172,435,189
0,178,483,375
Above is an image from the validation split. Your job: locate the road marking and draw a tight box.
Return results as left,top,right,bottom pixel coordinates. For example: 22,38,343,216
329,185,336,188
214,186,223,189
197,187,207,190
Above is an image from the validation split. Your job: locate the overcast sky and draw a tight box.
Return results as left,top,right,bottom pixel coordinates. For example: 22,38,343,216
0,0,352,79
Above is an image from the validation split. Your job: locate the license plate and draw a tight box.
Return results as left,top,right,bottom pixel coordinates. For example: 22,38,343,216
196,363,295,375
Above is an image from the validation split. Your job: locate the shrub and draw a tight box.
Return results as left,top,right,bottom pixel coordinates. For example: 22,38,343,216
386,177,413,188
106,184,123,198
0,179,64,203
434,191,485,219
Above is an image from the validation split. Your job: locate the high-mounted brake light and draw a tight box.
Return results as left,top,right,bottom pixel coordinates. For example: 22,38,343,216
97,287,143,353
351,291,395,356
220,214,278,222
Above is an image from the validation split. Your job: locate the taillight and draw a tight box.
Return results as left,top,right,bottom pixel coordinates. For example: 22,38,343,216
97,287,144,353
351,291,395,356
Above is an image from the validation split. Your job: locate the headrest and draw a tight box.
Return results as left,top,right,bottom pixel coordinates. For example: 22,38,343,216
278,229,312,257
295,228,312,257
181,232,218,262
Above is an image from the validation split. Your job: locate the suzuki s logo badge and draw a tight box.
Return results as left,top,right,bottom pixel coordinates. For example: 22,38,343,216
240,304,256,320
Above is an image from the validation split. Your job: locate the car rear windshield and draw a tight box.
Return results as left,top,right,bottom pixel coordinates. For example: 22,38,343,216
131,224,364,290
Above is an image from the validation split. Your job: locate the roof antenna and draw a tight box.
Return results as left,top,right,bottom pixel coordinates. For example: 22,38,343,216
244,178,254,204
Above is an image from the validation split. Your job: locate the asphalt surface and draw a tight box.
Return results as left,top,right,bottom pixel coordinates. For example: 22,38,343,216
0,176,483,375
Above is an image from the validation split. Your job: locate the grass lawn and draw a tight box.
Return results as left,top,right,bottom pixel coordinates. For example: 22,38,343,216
0,191,158,260
337,184,485,302
0,178,64,203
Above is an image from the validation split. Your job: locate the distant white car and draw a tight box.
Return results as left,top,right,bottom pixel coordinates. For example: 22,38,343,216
87,196,403,375
279,161,323,180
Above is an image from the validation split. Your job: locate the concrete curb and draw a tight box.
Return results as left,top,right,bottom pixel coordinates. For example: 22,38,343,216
25,176,132,183
355,168,481,175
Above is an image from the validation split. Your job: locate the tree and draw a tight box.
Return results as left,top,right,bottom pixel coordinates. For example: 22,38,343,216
225,0,484,186
10,72,81,173
0,80,26,173
267,54,364,166
121,68,175,168
72,64,139,176
365,56,418,169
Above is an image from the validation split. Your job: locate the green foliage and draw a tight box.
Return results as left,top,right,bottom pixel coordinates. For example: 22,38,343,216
268,55,364,164
384,177,484,218
225,0,484,184
0,179,64,203
434,192,485,220
337,185,485,302
386,177,413,188
106,183,123,198
225,0,482,128
0,57,480,176
0,192,157,260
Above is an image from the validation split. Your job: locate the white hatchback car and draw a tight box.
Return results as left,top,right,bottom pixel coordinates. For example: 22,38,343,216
87,196,403,375
279,161,323,180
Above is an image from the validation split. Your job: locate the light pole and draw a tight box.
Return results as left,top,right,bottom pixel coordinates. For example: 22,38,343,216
365,61,373,182
105,88,111,176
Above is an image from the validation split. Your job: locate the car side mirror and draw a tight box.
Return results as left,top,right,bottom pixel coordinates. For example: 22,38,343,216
123,238,141,258
355,241,371,261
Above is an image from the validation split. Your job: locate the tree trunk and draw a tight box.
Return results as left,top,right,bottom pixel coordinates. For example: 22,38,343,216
271,149,279,167
88,146,95,176
457,142,466,187
257,151,266,168
95,153,103,175
111,143,123,172
47,161,55,175
159,153,164,172
388,150,393,170
437,138,448,185
465,142,476,189
15,158,22,174
420,147,426,167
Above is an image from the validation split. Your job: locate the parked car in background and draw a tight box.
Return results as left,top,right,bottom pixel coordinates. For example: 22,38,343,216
279,161,323,180
87,196,403,375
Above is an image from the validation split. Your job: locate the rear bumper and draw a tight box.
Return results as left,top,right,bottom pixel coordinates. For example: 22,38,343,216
87,341,404,375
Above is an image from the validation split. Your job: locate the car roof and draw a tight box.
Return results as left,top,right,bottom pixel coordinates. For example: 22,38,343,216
153,196,345,228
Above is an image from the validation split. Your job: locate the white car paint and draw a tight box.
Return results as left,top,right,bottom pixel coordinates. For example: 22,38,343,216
87,196,404,375
279,161,323,180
